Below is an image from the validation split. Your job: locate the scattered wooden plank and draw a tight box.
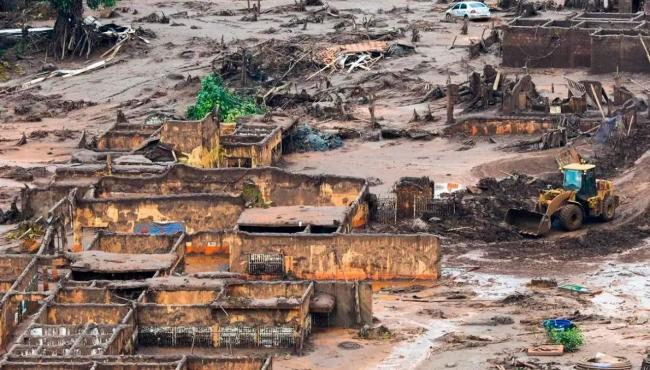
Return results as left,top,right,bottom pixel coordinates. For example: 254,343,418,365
640,35,650,64
527,345,564,356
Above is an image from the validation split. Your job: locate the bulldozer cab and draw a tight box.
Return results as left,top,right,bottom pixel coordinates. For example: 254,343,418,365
562,163,597,199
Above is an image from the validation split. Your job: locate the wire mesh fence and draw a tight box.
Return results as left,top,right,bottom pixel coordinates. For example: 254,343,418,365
376,196,456,224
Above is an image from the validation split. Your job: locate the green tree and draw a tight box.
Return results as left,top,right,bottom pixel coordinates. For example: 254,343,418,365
48,0,118,58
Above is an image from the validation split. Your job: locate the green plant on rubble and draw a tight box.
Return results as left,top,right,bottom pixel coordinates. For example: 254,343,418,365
6,222,45,241
186,74,263,122
549,327,584,352
241,182,271,208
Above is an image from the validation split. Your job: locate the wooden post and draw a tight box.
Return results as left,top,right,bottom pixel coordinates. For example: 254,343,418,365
241,48,247,87
106,154,112,176
42,266,49,291
369,94,378,129
590,84,605,119
446,83,458,124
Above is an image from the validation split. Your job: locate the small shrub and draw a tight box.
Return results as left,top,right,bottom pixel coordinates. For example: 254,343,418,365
186,74,263,122
549,327,584,352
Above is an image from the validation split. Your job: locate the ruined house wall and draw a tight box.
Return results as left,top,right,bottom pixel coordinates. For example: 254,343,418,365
446,116,557,136
145,290,219,305
160,115,220,155
44,304,130,325
96,166,367,208
2,356,270,370
137,304,212,326
55,288,113,304
104,323,136,355
0,296,22,349
96,131,155,151
0,257,39,349
313,281,373,327
502,22,591,68
72,194,244,249
228,232,441,280
224,282,308,300
186,357,270,370
212,307,304,328
503,18,648,71
91,232,177,254
591,33,650,73
2,364,92,370
20,185,78,221
0,255,32,280
222,128,283,168
95,364,176,370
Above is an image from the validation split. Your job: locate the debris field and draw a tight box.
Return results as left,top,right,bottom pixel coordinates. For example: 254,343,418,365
0,0,649,369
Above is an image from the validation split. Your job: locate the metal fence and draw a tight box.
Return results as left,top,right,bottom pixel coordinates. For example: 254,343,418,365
376,196,456,224
139,326,213,347
248,253,284,275
219,325,295,348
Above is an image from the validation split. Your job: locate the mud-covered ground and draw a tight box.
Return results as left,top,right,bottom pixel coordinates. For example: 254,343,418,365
1,0,649,368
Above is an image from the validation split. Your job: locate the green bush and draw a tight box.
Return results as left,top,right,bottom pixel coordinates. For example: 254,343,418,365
186,74,263,122
549,327,584,352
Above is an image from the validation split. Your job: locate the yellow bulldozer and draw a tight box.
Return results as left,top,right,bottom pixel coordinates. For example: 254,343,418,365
505,162,619,236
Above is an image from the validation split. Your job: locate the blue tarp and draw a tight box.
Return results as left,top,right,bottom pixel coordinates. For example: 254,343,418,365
134,222,185,235
594,116,621,144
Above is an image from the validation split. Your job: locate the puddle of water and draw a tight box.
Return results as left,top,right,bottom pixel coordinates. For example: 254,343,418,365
585,263,650,315
373,319,456,370
591,292,626,316
442,268,528,299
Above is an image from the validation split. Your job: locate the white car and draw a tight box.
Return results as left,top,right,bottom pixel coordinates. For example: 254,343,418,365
445,1,491,20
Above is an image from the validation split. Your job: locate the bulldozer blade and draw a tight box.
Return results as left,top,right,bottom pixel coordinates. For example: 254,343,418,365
505,209,551,236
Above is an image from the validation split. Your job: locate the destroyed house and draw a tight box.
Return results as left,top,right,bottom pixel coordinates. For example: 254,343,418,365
19,164,440,281
137,281,313,352
69,232,184,280
220,124,283,168
89,113,285,168
0,120,439,367
5,280,275,364
2,355,272,370
0,255,43,349
95,121,163,152
502,13,650,73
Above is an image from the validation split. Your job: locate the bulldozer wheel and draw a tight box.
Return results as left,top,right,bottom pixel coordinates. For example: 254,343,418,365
559,204,583,231
600,196,616,221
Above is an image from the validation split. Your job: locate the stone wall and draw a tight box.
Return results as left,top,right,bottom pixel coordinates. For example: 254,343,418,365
72,194,244,250
212,232,441,280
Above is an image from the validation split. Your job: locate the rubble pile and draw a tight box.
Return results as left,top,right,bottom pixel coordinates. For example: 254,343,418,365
594,111,650,178
425,174,555,242
367,174,557,243
212,38,318,86
5,92,96,122
285,123,343,152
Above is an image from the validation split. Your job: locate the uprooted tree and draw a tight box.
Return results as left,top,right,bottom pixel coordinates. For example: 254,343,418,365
48,0,118,58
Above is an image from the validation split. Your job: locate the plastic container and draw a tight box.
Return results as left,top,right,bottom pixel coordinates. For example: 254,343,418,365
543,319,574,332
